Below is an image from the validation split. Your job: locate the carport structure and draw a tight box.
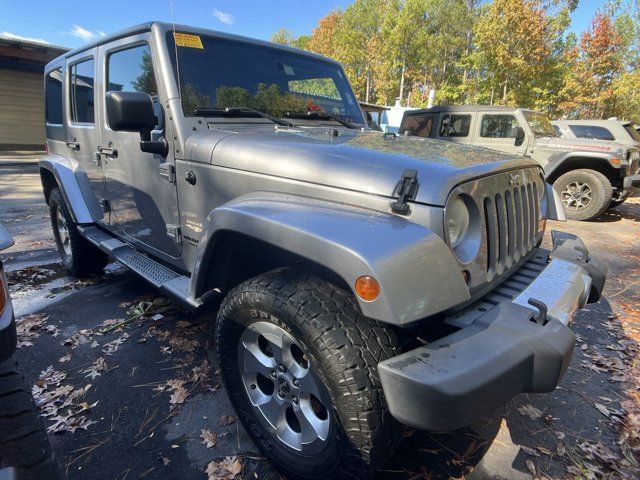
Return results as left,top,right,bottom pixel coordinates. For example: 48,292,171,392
0,36,68,151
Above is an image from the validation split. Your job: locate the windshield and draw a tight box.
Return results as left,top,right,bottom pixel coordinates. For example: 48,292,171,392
624,124,640,142
166,32,365,125
522,110,557,137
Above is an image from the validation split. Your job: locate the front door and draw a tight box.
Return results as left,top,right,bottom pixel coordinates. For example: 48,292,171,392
97,35,182,260
65,49,107,220
476,113,527,156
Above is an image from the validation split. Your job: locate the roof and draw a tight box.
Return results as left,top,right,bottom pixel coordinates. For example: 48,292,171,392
0,35,69,65
405,105,522,115
553,119,633,127
359,102,389,112
58,21,338,66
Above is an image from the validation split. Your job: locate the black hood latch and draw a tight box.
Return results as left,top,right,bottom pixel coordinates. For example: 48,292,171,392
390,169,419,215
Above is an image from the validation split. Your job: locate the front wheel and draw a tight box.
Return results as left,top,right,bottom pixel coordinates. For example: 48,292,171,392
215,269,402,479
553,169,613,221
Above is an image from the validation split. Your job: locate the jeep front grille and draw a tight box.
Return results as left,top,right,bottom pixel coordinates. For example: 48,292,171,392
447,167,545,292
483,181,539,278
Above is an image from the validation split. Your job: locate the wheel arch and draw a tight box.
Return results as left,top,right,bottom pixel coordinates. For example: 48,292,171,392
545,154,619,186
38,155,96,224
190,192,469,326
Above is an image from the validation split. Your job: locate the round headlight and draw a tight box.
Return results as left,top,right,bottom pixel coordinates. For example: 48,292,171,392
446,196,470,248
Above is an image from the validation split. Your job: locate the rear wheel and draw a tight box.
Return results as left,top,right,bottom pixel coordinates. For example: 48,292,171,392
216,269,402,479
553,169,612,221
0,360,60,479
49,188,108,276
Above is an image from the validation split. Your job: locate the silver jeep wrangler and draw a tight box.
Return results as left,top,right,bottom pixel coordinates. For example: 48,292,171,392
40,23,607,479
400,106,640,221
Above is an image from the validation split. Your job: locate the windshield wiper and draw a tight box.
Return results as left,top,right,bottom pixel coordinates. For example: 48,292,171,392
193,107,295,127
284,111,358,129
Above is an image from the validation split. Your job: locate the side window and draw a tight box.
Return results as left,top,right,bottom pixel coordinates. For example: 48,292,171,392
552,125,562,136
107,44,157,96
400,114,436,138
440,114,471,137
107,44,159,127
45,68,63,125
69,58,95,123
480,114,519,138
569,125,615,141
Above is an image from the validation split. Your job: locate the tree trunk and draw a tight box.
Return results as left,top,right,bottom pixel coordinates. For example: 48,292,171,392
399,59,406,102
503,78,508,102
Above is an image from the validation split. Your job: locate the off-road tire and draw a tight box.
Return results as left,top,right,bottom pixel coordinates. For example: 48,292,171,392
553,169,612,221
216,268,403,480
0,360,60,479
49,188,108,276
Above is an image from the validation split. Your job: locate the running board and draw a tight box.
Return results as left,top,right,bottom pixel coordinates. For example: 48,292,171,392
77,225,202,310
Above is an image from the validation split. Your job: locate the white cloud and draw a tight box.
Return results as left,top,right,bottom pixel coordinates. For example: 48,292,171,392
68,25,106,41
0,31,50,44
212,8,234,25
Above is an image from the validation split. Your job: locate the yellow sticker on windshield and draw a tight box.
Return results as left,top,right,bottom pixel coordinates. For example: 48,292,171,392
174,32,204,49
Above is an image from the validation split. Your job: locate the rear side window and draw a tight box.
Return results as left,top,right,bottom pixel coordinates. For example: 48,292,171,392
401,114,436,137
440,114,471,137
69,58,95,123
569,125,614,141
480,114,519,138
552,125,562,136
45,68,63,124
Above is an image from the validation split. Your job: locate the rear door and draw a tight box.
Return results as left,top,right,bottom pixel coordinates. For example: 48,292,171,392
65,49,107,219
97,34,182,260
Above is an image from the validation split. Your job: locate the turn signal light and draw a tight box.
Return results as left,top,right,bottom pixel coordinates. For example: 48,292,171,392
355,276,380,302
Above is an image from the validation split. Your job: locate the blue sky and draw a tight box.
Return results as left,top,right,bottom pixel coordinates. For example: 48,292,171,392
0,0,606,49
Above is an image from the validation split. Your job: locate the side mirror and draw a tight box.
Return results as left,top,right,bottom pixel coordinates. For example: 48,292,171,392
105,91,168,156
512,126,525,146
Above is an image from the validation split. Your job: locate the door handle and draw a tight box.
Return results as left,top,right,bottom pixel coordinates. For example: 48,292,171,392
65,140,80,150
97,146,118,157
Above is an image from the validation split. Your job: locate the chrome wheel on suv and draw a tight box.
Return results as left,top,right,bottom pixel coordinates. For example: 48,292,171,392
238,322,330,452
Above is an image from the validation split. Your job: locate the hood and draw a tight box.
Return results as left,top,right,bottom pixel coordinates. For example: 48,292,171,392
204,127,538,206
535,136,629,155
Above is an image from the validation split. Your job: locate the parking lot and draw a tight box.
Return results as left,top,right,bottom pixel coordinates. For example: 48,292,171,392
2,159,639,480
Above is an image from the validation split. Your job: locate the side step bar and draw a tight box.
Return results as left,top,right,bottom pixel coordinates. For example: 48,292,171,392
77,225,202,310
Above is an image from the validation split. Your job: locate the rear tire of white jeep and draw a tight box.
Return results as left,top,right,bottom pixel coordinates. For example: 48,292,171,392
553,169,612,221
49,188,108,276
215,268,403,479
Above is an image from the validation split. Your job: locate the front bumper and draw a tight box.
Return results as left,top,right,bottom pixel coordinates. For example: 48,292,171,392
623,173,640,197
378,231,607,431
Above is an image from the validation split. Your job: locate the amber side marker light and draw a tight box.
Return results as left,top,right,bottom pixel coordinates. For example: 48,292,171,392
355,276,380,302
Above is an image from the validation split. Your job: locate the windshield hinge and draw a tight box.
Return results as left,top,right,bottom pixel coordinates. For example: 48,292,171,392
166,225,182,244
390,169,419,215
159,163,176,183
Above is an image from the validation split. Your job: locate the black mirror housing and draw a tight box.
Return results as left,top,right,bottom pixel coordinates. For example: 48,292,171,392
106,91,156,137
512,126,525,146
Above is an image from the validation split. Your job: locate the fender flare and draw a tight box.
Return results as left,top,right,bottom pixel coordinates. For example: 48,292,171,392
543,151,620,182
191,192,470,326
38,155,97,224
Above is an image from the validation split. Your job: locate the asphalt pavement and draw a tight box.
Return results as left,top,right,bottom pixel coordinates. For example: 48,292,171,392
1,161,639,480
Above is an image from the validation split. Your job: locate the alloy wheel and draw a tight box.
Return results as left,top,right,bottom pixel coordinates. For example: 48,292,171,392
55,206,72,256
238,321,331,453
560,181,593,210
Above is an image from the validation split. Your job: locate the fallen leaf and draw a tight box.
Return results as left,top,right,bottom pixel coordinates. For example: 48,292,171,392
200,429,218,448
517,404,543,421
205,457,242,480
219,415,236,426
